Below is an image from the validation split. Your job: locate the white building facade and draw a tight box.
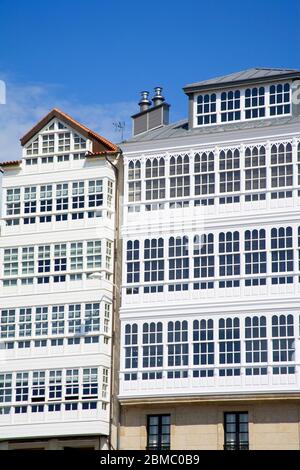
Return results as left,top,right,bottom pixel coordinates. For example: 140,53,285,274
0,109,120,450
119,69,300,450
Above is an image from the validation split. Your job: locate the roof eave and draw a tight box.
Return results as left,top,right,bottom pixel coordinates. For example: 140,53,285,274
183,72,300,95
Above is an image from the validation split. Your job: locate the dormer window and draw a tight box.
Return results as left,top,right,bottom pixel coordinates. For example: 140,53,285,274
269,83,290,116
220,90,241,122
194,82,291,127
245,87,265,119
196,93,216,125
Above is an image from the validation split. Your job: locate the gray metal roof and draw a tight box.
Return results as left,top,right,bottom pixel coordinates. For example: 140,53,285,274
123,114,300,144
183,67,300,93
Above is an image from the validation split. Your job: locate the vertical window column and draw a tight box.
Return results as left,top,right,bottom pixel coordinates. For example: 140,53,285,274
142,322,163,380
124,323,138,381
168,236,189,291
219,231,240,288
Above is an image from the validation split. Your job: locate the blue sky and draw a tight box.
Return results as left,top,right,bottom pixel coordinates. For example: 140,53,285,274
0,0,299,160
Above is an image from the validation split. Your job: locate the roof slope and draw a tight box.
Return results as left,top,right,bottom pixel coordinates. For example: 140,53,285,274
20,108,118,152
124,114,300,144
184,67,300,92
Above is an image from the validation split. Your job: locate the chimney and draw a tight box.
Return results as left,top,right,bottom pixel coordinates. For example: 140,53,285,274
138,91,151,112
132,87,170,137
152,87,165,107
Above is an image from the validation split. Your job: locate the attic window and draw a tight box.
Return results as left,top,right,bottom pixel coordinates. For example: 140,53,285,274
74,134,86,150
42,134,55,154
196,93,217,125
270,83,291,116
194,82,291,127
26,138,39,155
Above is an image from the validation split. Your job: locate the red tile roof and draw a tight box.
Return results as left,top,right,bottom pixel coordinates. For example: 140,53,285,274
20,108,119,152
0,160,22,167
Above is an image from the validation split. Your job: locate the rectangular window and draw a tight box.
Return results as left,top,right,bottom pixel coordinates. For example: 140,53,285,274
269,83,291,116
219,231,240,288
31,371,45,402
107,180,113,207
72,181,85,209
271,226,293,284
142,322,163,379
88,180,103,207
147,415,171,450
35,307,48,336
244,229,267,286
58,132,71,152
106,240,112,271
74,134,86,150
66,369,79,399
124,324,138,380
48,370,62,400
193,234,214,290
224,412,249,450
196,93,217,125
38,245,51,273
219,318,241,376
24,186,37,213
219,149,240,201
16,372,29,402
82,368,98,398
54,243,67,272
22,247,35,275
128,161,141,207
245,146,266,200
42,134,55,153
245,316,268,375
193,319,214,376
126,240,140,291
6,188,21,216
167,321,188,378
272,314,295,374
144,238,164,293
19,308,32,337
0,373,12,404
85,303,100,332
68,304,81,334
245,87,265,119
51,305,65,335
169,155,190,198
87,240,101,269
0,309,15,339
145,158,165,200
40,185,53,212
4,248,19,276
70,242,83,270
194,151,215,204
56,183,69,211
271,143,293,198
168,236,189,291
220,90,241,122
26,138,38,155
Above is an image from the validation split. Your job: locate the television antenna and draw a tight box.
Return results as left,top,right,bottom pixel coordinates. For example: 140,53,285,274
113,121,125,141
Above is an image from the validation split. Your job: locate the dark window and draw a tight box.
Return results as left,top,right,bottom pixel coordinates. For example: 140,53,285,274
224,412,249,450
147,415,171,450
